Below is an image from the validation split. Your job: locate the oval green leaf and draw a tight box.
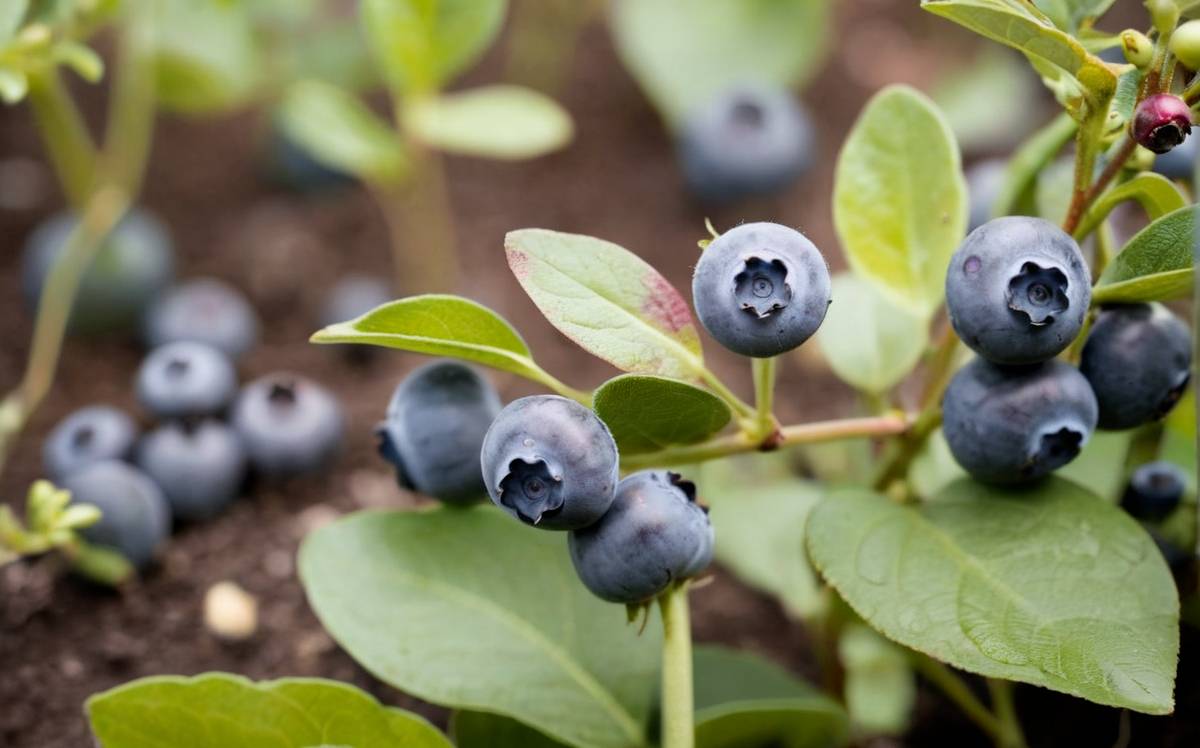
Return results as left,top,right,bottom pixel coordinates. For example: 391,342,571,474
153,0,260,114
593,374,730,455
1093,205,1196,304
691,645,848,748
280,79,407,184
1074,172,1187,241
405,85,573,160
806,479,1179,713
505,229,704,379
833,86,966,317
0,1,28,42
311,294,573,392
610,0,831,127
816,274,929,394
299,507,660,748
361,0,507,95
87,674,451,748
452,711,567,747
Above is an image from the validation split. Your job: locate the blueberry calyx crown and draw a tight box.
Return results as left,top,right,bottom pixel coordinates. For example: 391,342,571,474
164,357,191,378
267,381,298,407
1133,94,1193,154
71,425,95,449
734,255,792,318
1022,425,1083,478
1006,262,1069,326
499,456,564,525
728,98,765,131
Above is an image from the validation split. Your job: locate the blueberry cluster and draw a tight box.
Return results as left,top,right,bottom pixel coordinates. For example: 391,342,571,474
943,216,1192,484
43,276,343,571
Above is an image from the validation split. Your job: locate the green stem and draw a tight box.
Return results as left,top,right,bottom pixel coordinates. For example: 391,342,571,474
751,356,777,437
696,367,756,422
658,585,694,748
912,655,1017,747
987,678,1026,748
25,67,96,209
620,414,910,470
1184,75,1200,106
529,367,593,407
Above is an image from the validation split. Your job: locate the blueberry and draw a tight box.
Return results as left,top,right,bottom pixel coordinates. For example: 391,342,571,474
264,122,354,193
377,361,502,505
677,84,813,204
22,208,175,335
943,358,1098,484
135,342,238,420
61,461,171,569
945,216,1090,365
143,278,260,360
1122,461,1187,522
43,405,139,482
692,222,831,358
230,374,344,478
568,470,713,604
136,420,247,521
481,395,618,530
965,159,1006,232
1079,303,1192,430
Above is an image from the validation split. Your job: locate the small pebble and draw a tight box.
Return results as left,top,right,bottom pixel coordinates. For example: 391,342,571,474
204,580,259,641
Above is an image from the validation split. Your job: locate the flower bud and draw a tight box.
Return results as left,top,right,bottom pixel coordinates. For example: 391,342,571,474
1121,29,1154,68
1132,94,1193,154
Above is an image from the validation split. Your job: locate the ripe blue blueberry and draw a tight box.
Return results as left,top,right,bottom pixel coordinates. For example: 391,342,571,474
568,471,714,604
231,374,344,478
965,159,1006,232
43,405,139,482
136,420,248,521
1079,303,1192,430
61,460,171,569
946,216,1090,365
135,342,239,420
480,395,618,530
22,208,175,335
692,222,832,358
143,277,260,360
677,84,813,204
943,358,1098,484
1122,461,1187,522
377,361,501,505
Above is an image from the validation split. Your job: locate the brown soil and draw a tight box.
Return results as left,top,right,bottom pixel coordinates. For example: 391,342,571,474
0,4,1195,747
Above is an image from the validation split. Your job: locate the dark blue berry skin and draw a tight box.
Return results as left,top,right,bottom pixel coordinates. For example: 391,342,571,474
135,342,239,420
143,278,260,360
692,222,831,358
943,358,1098,484
22,208,175,336
43,405,139,482
677,84,813,204
265,125,354,193
61,461,171,569
1153,135,1198,180
1080,303,1192,430
481,395,618,530
230,374,344,479
946,216,1091,365
136,421,248,521
376,361,501,505
568,471,714,604
1122,461,1188,522
965,159,1006,232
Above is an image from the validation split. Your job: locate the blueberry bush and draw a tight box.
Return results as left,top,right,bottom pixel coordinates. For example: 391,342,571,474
0,0,1196,746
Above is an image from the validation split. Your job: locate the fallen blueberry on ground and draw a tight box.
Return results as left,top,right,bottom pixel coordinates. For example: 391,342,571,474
43,405,139,482
61,460,171,569
143,277,260,360
135,341,239,420
231,373,344,479
137,420,248,521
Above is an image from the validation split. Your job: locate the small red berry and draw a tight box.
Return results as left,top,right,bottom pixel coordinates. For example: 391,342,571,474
1132,94,1193,154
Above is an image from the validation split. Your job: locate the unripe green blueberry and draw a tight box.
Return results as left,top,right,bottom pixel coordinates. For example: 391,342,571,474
1172,20,1200,70
1121,29,1154,68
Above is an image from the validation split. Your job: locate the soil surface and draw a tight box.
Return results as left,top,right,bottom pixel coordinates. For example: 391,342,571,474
1,3,1196,747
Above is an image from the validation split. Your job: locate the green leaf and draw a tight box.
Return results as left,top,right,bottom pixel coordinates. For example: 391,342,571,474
593,374,730,455
807,479,1179,713
153,0,260,114
921,0,1117,118
311,294,571,395
816,274,928,394
610,0,830,127
706,472,825,619
87,673,451,747
299,507,660,748
0,67,29,104
0,0,29,42
505,229,705,379
452,711,567,747
833,85,966,317
361,0,507,95
405,85,573,160
279,80,406,184
1093,205,1196,303
1032,0,1117,32
52,41,104,83
1074,172,1187,240
839,624,915,735
691,645,848,748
